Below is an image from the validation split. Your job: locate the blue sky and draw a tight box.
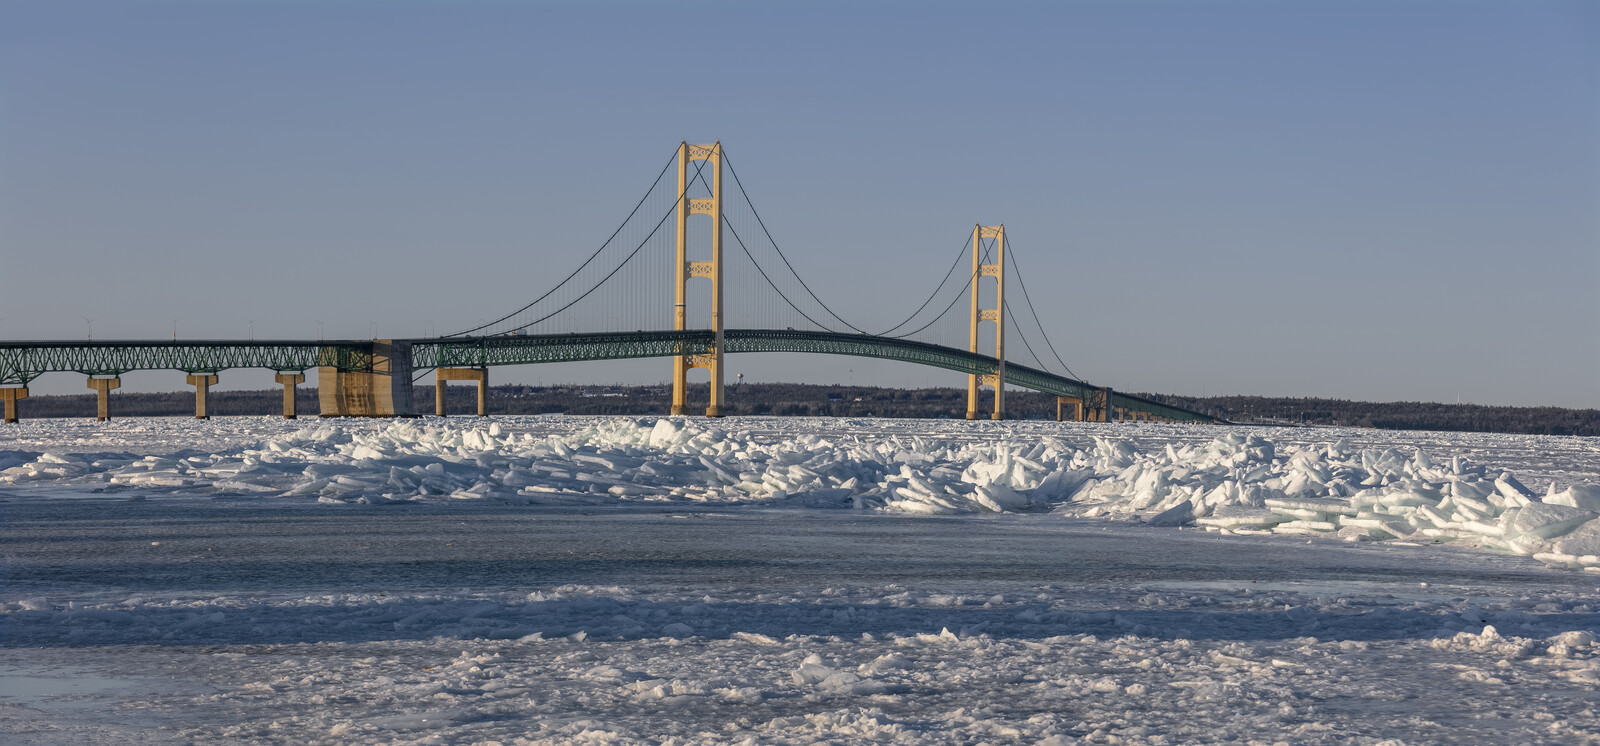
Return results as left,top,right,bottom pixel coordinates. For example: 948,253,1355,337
2,1,1596,406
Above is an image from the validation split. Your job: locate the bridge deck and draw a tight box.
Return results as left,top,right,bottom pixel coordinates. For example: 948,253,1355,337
0,331,1220,422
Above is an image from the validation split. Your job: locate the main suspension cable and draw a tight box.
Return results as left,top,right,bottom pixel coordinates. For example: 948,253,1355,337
484,154,715,335
1002,299,1051,373
887,236,993,340
720,151,871,334
1001,234,1086,382
873,233,973,337
722,216,840,332
447,148,679,338
685,163,844,332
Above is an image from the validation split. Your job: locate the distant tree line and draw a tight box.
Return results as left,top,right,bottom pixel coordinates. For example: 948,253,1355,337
1133,393,1599,436
9,383,1596,436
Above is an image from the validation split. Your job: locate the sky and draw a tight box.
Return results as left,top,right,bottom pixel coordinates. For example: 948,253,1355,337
2,0,1596,407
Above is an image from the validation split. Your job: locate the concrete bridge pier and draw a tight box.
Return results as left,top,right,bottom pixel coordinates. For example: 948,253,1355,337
318,340,416,417
186,374,218,419
87,377,120,421
1056,396,1083,422
275,373,305,419
436,368,488,417
1,387,25,424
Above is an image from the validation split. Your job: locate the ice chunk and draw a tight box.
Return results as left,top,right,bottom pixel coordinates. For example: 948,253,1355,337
1340,515,1411,539
1195,508,1292,529
973,482,1029,512
1278,519,1337,532
1379,492,1439,509
1496,473,1533,499
1147,499,1196,527
1546,520,1600,559
1504,503,1597,541
1551,630,1595,649
859,654,911,676
1544,484,1600,511
1264,497,1357,518
792,657,836,686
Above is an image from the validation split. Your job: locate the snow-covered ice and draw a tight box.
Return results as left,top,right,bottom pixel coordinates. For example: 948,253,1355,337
5,415,1598,570
2,415,1597,743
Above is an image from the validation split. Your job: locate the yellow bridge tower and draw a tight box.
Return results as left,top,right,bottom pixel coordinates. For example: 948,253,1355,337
670,142,726,417
967,224,1006,420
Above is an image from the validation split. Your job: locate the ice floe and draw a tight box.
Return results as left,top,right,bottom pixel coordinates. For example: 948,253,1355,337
3,415,1598,571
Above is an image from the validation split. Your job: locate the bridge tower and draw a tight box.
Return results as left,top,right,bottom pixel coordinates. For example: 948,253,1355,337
966,224,1006,420
670,141,726,417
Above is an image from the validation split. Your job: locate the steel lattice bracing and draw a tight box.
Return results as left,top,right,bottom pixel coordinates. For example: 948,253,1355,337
411,331,714,370
722,330,1209,423
0,332,1220,422
0,341,374,385
411,329,1218,423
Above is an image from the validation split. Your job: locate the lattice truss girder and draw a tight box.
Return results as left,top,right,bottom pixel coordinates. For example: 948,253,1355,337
0,342,373,385
415,331,715,369
0,331,1215,421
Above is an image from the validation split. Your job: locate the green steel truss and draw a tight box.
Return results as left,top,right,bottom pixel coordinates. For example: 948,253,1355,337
414,329,1220,423
0,331,1218,422
412,331,713,370
725,330,1213,423
0,341,373,385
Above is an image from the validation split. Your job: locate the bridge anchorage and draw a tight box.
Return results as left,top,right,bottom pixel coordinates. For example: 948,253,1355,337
0,141,1223,425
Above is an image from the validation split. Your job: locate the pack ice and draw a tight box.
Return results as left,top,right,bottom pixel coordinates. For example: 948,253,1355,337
3,416,1598,571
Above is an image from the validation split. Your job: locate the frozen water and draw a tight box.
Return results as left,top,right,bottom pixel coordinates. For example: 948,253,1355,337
2,415,1598,743
4,415,1597,569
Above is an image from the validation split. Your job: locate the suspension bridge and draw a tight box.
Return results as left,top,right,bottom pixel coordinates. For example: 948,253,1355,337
0,142,1221,425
